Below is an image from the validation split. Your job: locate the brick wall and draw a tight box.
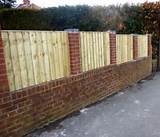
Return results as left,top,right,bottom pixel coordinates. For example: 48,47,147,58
148,34,152,57
110,33,116,64
0,31,9,92
68,32,82,75
0,31,152,137
133,35,138,60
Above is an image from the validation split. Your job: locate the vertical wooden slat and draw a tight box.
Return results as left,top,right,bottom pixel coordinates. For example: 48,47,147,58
54,32,60,78
63,32,70,76
89,32,93,69
100,32,104,67
22,31,35,85
47,32,55,80
36,31,46,83
16,32,28,88
2,32,15,91
9,32,23,90
95,32,99,68
84,32,89,71
127,35,133,61
29,31,39,84
50,32,57,79
41,31,51,81
145,35,148,57
124,35,128,63
53,32,59,79
86,32,89,71
57,32,64,78
105,32,111,65
116,35,120,64
97,32,100,67
121,35,123,63
92,32,97,68
80,32,84,71
83,32,86,71
103,32,108,65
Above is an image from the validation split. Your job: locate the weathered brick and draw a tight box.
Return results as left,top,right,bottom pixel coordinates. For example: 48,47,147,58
133,35,138,60
68,32,82,75
148,34,152,57
110,33,117,64
0,30,9,92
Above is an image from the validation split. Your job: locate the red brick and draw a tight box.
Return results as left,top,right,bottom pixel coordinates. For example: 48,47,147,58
68,32,82,75
0,31,9,91
148,34,152,57
110,33,117,64
133,35,138,60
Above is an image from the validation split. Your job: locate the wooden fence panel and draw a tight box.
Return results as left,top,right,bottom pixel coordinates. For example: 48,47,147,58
9,32,23,90
137,35,148,58
116,35,133,64
127,35,133,61
1,31,70,91
80,32,110,72
1,30,149,91
22,32,35,86
1,31,16,90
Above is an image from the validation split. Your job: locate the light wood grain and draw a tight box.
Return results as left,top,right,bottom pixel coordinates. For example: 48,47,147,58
2,31,70,91
80,32,110,72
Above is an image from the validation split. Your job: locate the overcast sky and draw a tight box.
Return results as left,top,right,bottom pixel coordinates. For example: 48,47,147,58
16,0,158,8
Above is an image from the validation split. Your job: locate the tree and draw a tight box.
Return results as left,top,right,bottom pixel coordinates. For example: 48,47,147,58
142,2,160,70
119,4,144,34
0,0,16,8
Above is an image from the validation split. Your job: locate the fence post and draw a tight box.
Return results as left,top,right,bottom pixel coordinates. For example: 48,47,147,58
0,29,9,92
110,32,117,64
148,34,152,58
68,32,82,75
133,35,138,60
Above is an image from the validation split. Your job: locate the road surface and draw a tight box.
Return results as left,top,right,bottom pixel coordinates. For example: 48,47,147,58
26,73,160,137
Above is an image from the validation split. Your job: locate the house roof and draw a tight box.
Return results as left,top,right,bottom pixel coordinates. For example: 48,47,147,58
17,1,41,10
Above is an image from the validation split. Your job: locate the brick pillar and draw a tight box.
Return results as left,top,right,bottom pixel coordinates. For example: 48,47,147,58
133,35,138,60
68,32,81,75
110,33,117,64
0,30,9,92
148,34,152,57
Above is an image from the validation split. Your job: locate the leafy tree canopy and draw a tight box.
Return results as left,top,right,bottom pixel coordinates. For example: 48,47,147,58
0,0,16,8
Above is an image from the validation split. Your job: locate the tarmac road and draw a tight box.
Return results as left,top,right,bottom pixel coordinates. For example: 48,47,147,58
26,73,160,137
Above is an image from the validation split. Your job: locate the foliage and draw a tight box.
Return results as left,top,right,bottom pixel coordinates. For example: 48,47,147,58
0,4,143,32
1,5,107,31
0,8,50,30
118,4,144,34
0,0,16,8
142,2,160,35
142,2,160,61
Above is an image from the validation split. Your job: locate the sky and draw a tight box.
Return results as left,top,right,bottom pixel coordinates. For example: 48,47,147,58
16,0,158,8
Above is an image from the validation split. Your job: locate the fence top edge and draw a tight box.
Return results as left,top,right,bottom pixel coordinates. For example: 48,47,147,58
0,30,68,33
0,30,151,36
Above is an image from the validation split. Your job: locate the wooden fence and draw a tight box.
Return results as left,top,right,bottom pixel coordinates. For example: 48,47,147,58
137,35,148,58
80,32,110,72
1,31,70,91
116,35,133,64
1,30,149,91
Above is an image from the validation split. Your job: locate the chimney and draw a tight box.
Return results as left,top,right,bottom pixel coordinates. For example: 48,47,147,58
23,0,30,5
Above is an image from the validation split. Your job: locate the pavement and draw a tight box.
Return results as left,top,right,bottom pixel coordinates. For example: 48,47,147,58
26,73,160,137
